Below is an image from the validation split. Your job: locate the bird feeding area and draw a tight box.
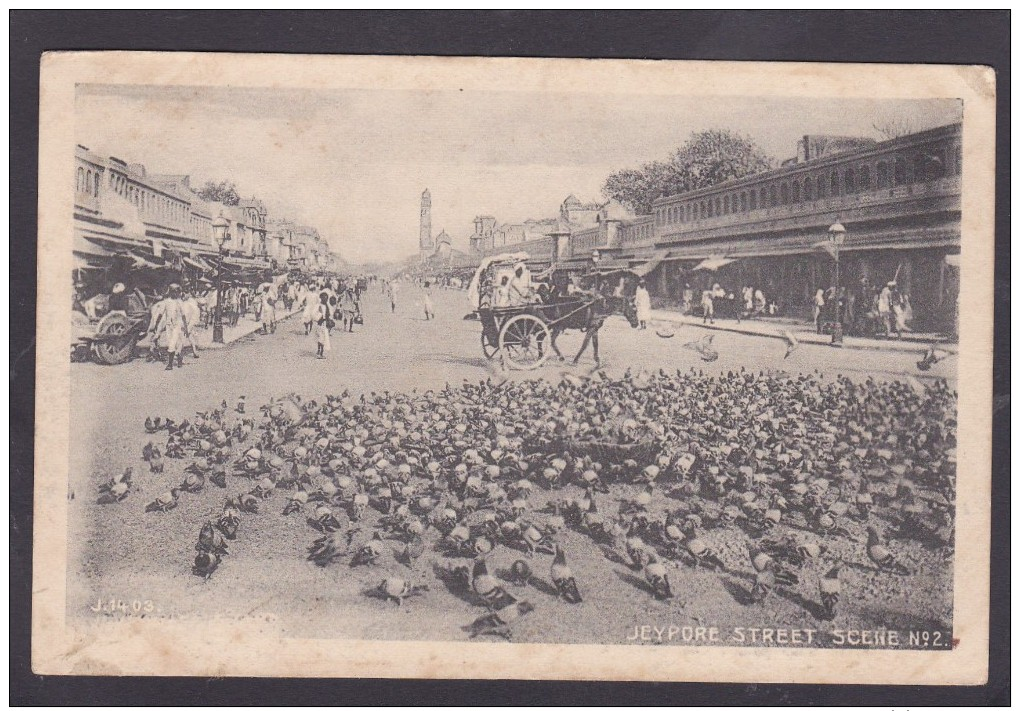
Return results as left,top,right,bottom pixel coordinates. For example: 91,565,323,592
112,367,958,647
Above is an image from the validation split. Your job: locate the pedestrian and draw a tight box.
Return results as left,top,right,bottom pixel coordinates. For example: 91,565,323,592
423,281,435,321
340,287,358,332
634,279,651,330
681,283,693,315
262,288,277,335
701,287,715,325
147,287,170,362
315,292,332,359
302,285,318,335
813,288,826,333
151,283,191,371
754,288,766,316
878,281,897,338
388,280,399,313
181,288,202,359
493,275,513,308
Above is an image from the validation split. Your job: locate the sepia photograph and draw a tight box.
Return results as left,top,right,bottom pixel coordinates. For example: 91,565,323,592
30,51,995,683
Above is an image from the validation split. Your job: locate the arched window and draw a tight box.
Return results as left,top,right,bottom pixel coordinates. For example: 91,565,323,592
830,171,840,197
780,183,789,205
844,167,855,194
707,200,714,218
714,197,721,216
894,156,907,185
86,170,93,196
816,175,825,198
723,194,730,215
877,162,889,188
740,192,748,211
859,165,871,191
750,190,758,210
94,172,100,197
76,167,85,193
803,178,812,201
759,187,768,208
792,181,800,203
769,184,778,206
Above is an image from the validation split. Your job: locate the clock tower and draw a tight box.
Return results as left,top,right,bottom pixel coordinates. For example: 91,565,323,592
419,189,433,263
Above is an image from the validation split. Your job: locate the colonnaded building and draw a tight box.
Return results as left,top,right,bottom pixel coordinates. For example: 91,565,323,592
445,122,961,334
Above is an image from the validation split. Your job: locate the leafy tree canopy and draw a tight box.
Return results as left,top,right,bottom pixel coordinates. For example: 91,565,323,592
603,130,776,214
196,180,241,206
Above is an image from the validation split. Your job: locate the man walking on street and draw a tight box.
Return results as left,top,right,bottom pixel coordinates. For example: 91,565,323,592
150,283,191,371
181,287,202,358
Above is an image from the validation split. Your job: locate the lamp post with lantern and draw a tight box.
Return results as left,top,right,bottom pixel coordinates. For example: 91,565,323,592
211,214,232,344
828,221,847,346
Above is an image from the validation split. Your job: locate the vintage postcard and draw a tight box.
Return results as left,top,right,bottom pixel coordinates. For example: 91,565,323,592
32,52,995,683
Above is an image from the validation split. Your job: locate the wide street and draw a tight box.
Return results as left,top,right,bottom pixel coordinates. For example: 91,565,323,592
68,284,956,645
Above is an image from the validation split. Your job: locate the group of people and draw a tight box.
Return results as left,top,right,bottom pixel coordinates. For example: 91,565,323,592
694,283,775,325
300,277,366,360
815,279,912,338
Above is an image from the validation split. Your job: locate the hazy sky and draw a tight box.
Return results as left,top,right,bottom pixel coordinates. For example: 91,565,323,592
76,85,961,264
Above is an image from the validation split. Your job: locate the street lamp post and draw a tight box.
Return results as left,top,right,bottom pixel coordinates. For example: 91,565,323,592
211,214,232,344
828,221,847,346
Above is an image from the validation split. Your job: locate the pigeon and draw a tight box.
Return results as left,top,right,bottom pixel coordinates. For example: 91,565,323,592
193,550,221,580
307,529,356,567
148,448,164,475
782,330,800,359
196,521,228,556
97,480,130,504
507,559,532,587
216,502,241,539
400,534,426,567
350,531,386,567
866,525,911,575
309,505,343,533
684,334,719,362
550,545,582,603
377,577,428,606
282,490,309,516
144,416,158,434
145,488,180,513
236,493,260,514
916,343,950,371
468,600,535,640
472,558,518,609
179,471,205,494
819,565,841,620
643,553,674,600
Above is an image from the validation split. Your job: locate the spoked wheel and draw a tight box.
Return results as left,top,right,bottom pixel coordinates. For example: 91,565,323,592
498,313,551,370
93,312,137,365
481,332,499,360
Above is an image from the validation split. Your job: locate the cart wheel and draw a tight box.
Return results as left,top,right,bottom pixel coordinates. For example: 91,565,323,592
498,313,551,370
93,312,137,365
481,332,498,360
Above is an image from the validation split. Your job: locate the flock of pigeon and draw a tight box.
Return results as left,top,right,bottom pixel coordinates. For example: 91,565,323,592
100,365,956,642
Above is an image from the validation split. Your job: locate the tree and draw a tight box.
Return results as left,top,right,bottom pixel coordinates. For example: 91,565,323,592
602,130,775,213
196,180,241,206
872,117,921,140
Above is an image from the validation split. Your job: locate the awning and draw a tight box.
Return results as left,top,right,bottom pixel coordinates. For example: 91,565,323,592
693,257,736,271
183,256,212,272
128,250,166,269
630,258,663,277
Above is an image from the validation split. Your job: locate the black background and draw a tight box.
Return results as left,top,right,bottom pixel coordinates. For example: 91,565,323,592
9,10,1009,706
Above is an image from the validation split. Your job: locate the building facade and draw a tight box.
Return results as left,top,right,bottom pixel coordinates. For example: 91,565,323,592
451,122,961,332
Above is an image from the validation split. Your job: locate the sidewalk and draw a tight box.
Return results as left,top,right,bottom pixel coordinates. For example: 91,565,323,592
194,307,302,350
650,309,959,354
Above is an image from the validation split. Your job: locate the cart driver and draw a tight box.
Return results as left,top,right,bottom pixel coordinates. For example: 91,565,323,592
508,263,533,305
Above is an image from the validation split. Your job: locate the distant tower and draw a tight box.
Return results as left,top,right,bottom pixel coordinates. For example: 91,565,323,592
419,189,433,262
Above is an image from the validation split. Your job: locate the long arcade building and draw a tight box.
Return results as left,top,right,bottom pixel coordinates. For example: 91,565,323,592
461,122,962,333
